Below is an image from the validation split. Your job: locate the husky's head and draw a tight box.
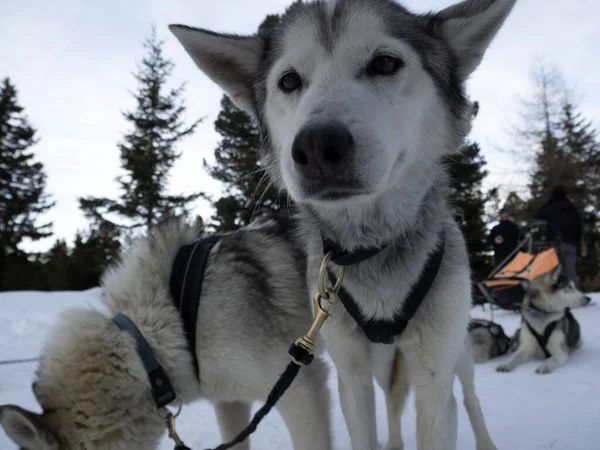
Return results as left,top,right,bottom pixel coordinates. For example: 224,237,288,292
170,0,515,211
523,265,590,313
0,309,164,450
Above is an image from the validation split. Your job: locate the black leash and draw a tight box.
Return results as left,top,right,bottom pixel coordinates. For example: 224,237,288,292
205,358,304,450
112,312,316,450
0,356,40,366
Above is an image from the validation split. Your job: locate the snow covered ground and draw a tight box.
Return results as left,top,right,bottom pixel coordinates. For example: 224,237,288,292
1,289,599,449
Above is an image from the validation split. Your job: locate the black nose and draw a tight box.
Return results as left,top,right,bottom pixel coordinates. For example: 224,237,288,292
291,122,355,179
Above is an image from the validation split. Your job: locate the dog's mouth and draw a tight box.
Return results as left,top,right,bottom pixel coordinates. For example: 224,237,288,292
299,178,368,201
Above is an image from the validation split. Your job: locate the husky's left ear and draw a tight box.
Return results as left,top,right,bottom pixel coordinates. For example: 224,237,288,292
429,0,517,79
169,24,262,115
0,404,58,449
550,264,562,284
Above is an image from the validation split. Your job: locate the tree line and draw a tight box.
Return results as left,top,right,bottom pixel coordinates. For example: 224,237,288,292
1,11,599,292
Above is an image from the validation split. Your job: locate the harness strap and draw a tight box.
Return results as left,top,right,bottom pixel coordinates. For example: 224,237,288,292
328,230,445,344
112,313,177,409
524,318,559,359
169,236,221,378
468,319,510,356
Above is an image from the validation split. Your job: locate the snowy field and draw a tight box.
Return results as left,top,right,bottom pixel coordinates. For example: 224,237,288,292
1,289,599,449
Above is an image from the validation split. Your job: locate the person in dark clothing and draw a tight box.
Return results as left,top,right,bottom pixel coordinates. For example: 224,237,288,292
535,185,583,284
487,207,521,269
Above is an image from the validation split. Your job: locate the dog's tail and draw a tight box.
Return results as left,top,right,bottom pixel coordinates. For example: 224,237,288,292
386,348,409,445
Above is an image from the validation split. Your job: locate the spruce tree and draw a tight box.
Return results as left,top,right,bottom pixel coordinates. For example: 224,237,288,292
445,102,494,279
204,95,287,231
204,7,302,232
69,221,122,290
555,101,600,287
446,141,492,279
42,239,72,291
0,77,54,289
79,27,203,233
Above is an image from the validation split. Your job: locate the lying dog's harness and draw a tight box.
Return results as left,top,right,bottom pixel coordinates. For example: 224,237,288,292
468,318,510,356
523,317,559,359
324,229,446,344
523,307,578,359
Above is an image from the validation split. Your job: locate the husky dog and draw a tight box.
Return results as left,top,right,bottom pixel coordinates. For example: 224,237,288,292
169,0,516,449
0,218,331,450
496,265,589,375
468,318,511,363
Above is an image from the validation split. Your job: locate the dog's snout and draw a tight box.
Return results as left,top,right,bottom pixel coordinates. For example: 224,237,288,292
291,122,354,179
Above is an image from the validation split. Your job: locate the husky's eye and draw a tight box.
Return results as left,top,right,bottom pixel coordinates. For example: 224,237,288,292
278,71,302,93
369,55,403,76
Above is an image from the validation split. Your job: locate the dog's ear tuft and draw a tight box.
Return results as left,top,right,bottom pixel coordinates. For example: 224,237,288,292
550,264,562,285
169,24,262,115
428,0,517,79
0,404,58,449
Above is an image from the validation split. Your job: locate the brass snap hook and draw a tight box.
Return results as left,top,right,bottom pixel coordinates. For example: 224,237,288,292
318,250,344,299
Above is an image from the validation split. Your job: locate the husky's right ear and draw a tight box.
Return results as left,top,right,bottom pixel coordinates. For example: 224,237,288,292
169,25,262,115
429,0,517,79
0,404,58,449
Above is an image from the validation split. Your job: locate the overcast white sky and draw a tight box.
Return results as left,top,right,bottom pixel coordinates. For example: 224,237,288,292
1,0,599,251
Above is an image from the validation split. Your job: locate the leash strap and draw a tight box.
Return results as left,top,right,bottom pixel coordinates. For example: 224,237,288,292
203,360,302,450
327,230,445,344
112,313,177,408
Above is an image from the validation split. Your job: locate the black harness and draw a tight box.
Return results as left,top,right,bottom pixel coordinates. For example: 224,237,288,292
169,236,222,378
324,230,446,344
467,318,510,356
523,318,559,359
522,303,573,359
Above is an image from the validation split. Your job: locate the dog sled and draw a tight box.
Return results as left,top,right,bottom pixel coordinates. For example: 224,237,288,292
475,220,562,317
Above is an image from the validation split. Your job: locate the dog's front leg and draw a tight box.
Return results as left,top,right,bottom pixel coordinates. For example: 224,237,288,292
403,344,458,450
324,326,378,450
496,348,533,372
535,334,569,374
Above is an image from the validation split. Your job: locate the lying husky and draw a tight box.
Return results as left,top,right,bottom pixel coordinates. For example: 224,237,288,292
0,218,331,450
169,0,516,448
468,318,511,364
496,265,589,375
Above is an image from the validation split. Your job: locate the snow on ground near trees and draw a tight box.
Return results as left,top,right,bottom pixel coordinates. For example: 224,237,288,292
1,289,599,449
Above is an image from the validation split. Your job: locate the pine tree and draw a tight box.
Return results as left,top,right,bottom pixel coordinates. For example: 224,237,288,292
204,95,287,231
555,101,600,288
69,221,122,290
203,7,302,232
446,141,491,279
42,239,72,291
0,78,54,289
444,102,494,279
502,191,529,225
79,27,204,233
